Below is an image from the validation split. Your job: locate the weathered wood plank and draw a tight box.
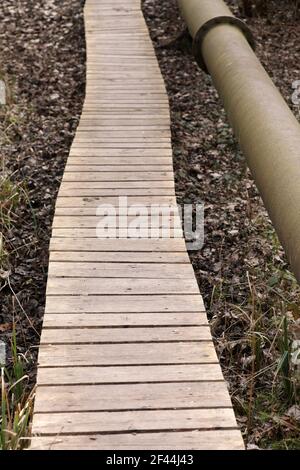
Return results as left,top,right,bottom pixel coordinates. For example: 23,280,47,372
58,181,175,189
72,141,171,148
48,262,194,278
36,364,223,386
37,342,218,366
77,125,171,131
52,215,180,227
50,238,187,252
55,195,177,205
32,409,237,435
58,188,175,197
74,132,171,139
61,174,175,183
51,229,183,238
42,313,207,329
64,165,172,172
77,119,170,125
45,294,205,314
30,430,245,450
40,326,211,344
49,251,190,263
52,214,182,229
69,148,172,156
53,206,180,215
34,382,231,413
46,278,199,296
66,157,172,164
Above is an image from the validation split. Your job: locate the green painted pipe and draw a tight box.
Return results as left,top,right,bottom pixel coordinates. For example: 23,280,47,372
178,0,300,283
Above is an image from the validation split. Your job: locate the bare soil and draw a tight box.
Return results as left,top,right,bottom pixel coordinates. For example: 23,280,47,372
0,0,85,384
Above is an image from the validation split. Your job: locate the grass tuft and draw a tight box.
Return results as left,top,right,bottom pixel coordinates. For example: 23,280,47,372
0,327,34,450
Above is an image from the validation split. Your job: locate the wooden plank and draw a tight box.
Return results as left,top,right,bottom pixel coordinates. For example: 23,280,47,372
86,41,154,44
29,430,245,450
42,313,207,329
82,104,169,110
49,238,187,252
34,382,231,413
79,111,170,116
86,18,145,22
49,251,190,263
79,121,170,126
57,181,175,189
64,165,172,172
74,132,171,138
84,80,169,84
51,225,182,236
37,342,218,367
83,94,169,99
56,194,176,205
40,326,211,344
86,59,160,63
75,125,170,131
66,157,172,164
72,142,171,148
58,188,175,197
86,23,148,27
82,110,170,116
72,139,171,145
32,409,237,435
85,78,164,82
83,79,164,83
86,59,161,63
36,364,223,386
46,278,199,296
61,174,174,183
52,216,180,228
51,229,183,238
84,82,166,86
69,148,172,156
87,25,151,29
53,207,180,217
86,30,151,34
57,189,176,197
86,62,162,66
77,125,171,131
86,54,158,57
88,61,161,65
45,294,205,314
86,69,165,73
48,262,194,278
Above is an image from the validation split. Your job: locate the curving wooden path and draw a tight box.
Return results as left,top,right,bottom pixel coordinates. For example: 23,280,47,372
30,0,244,450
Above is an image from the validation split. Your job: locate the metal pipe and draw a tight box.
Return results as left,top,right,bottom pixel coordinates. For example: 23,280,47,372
178,0,300,283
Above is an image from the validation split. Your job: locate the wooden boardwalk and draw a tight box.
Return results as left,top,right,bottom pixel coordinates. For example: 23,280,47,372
30,0,244,450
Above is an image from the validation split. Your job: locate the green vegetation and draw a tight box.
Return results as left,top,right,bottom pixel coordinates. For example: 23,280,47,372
1,328,34,450
0,78,34,451
211,219,300,449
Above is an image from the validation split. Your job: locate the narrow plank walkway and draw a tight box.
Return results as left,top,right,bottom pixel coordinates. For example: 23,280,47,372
30,0,244,450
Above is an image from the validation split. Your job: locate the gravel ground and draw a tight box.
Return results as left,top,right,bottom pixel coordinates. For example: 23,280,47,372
0,0,85,383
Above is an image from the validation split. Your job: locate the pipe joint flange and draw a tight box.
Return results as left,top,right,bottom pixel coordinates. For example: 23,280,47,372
192,16,256,73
